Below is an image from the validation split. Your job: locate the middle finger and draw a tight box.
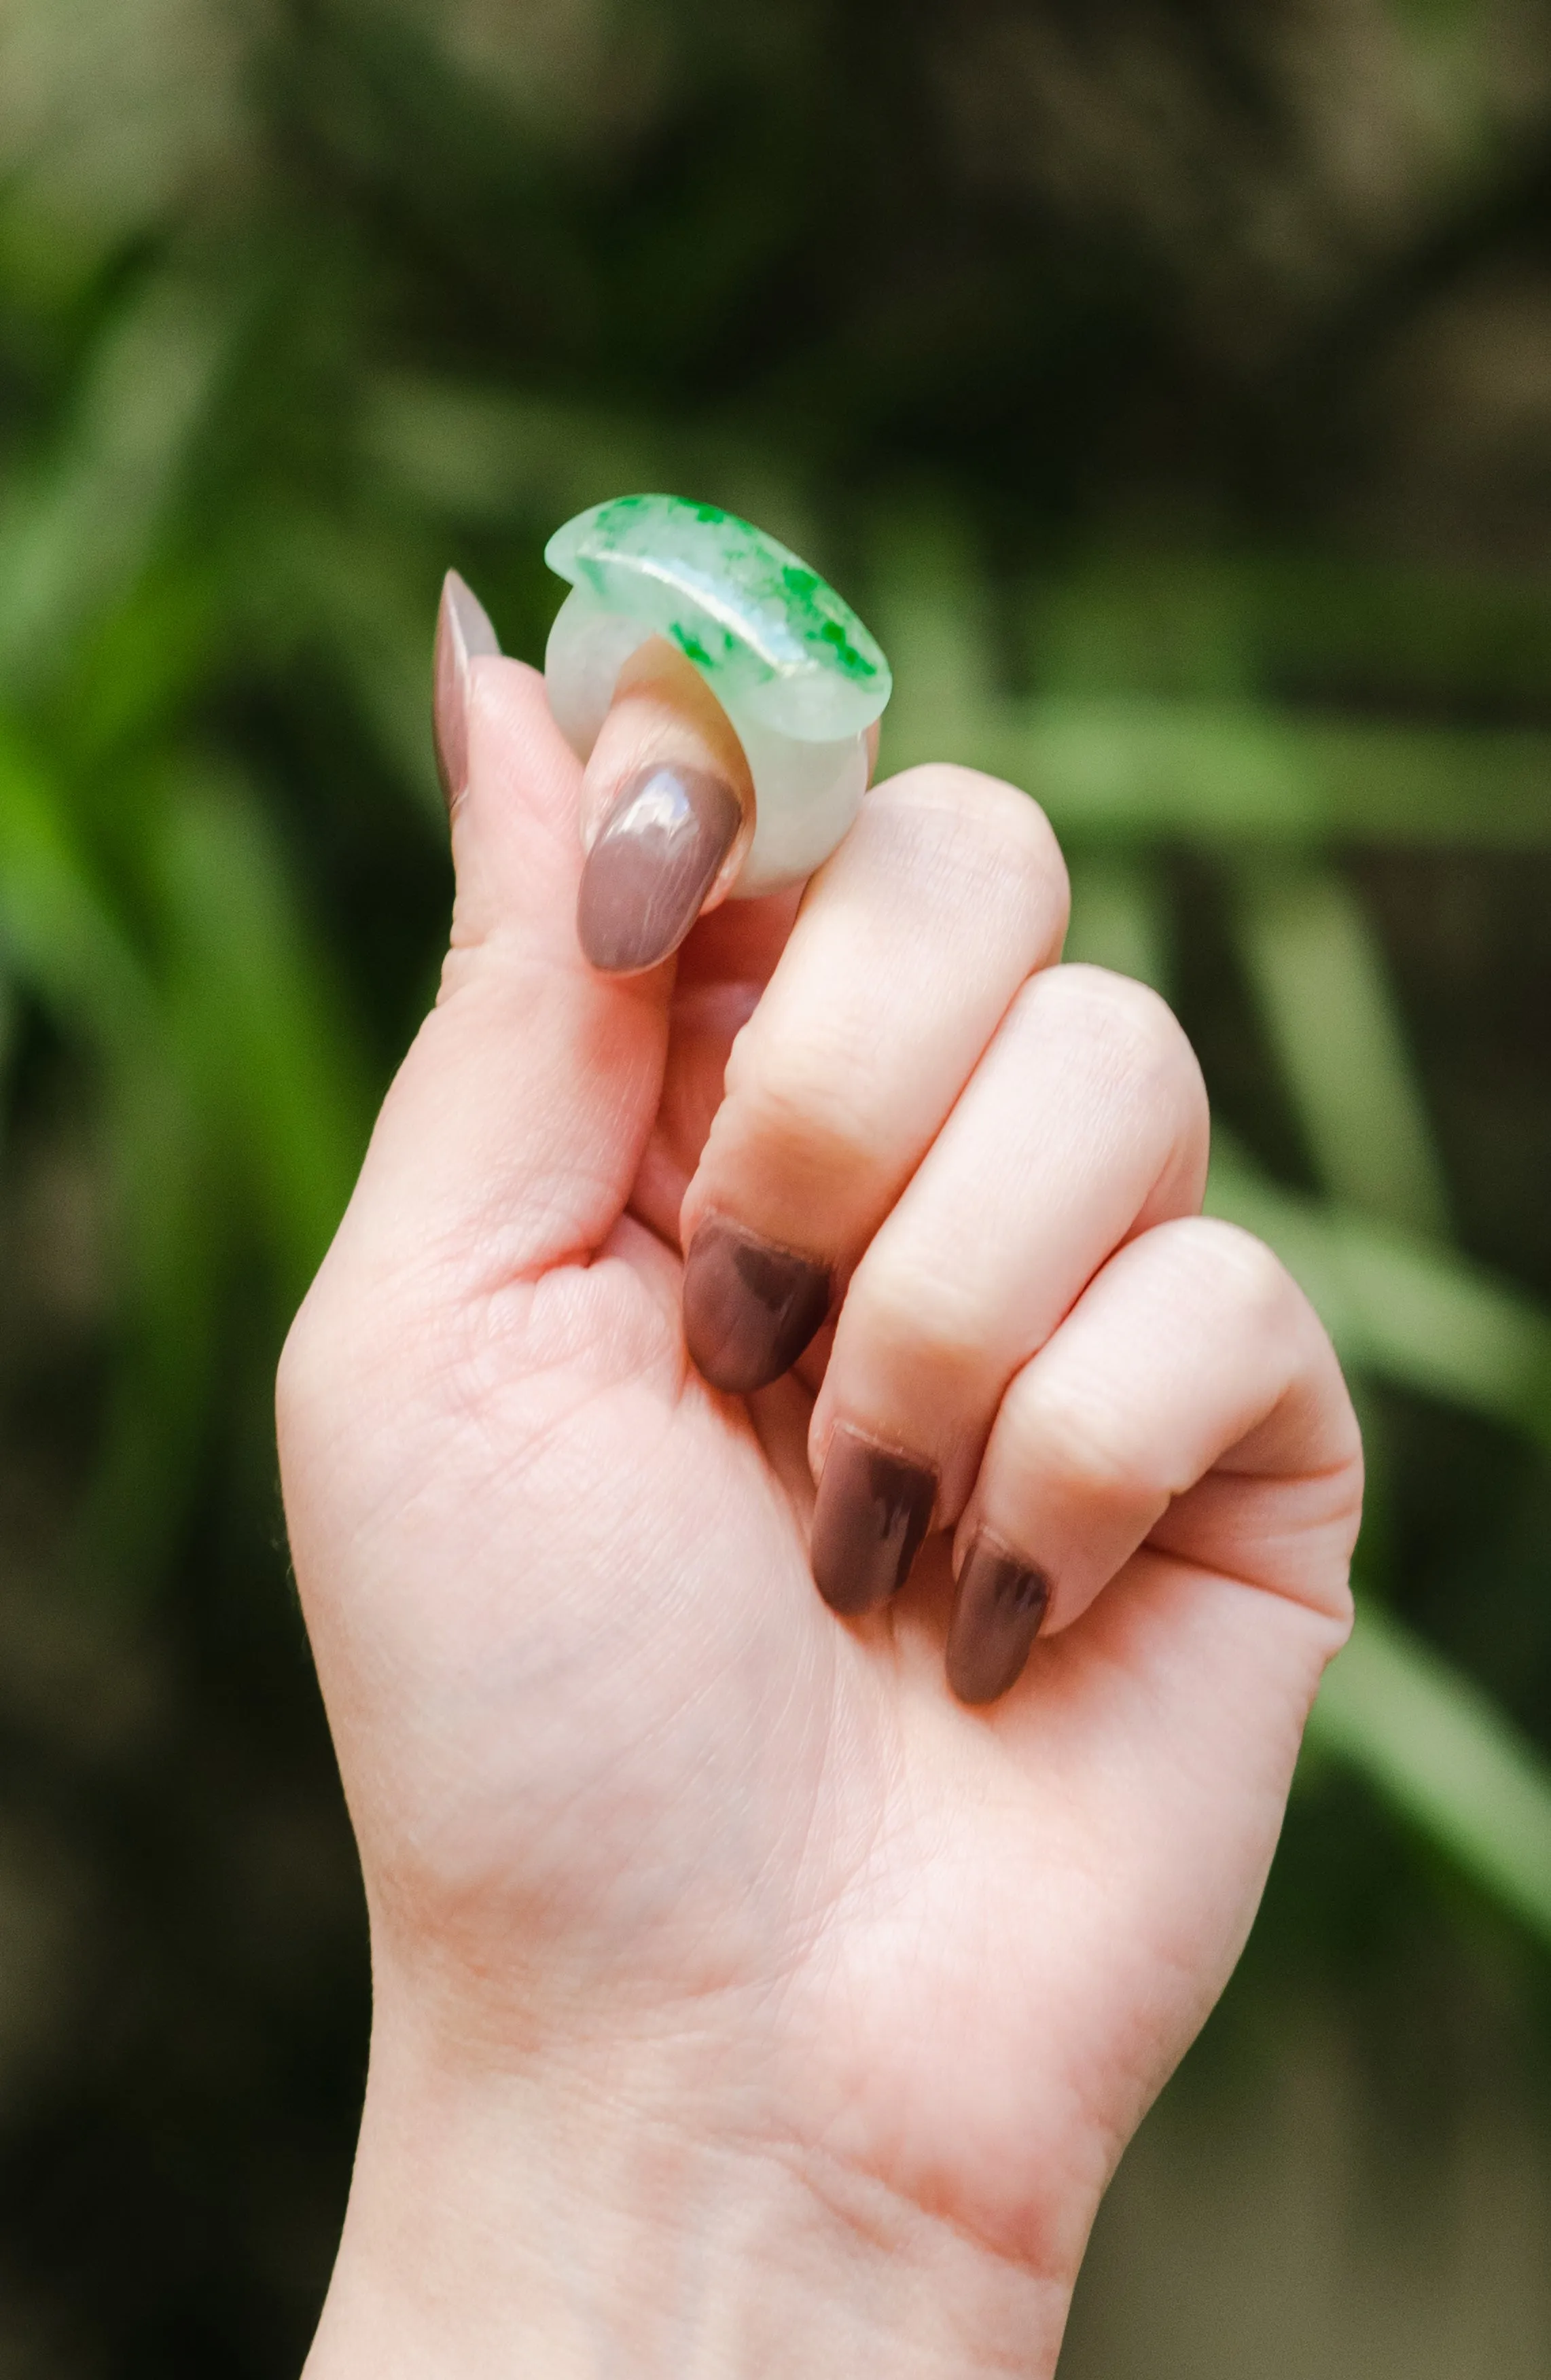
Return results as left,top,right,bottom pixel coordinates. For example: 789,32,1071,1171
679,763,1069,1393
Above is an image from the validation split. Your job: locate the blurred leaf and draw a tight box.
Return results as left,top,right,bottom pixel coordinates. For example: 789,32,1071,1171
1232,861,1451,1236
0,717,215,1587
0,973,15,1101
904,697,1551,848
243,509,447,818
1026,547,1551,715
363,375,669,528
79,1053,219,1598
0,716,156,1059
1311,1599,1551,1951
866,526,1551,840
1208,1136,1551,1446
1248,549,1551,713
61,558,219,774
1063,852,1171,992
156,766,377,1301
1029,555,1257,701
0,264,238,693
362,372,821,552
869,501,998,762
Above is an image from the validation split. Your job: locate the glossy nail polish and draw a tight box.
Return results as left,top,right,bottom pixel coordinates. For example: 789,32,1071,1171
810,1425,938,1615
433,570,501,810
681,1218,830,1394
946,1534,1050,1706
577,763,741,973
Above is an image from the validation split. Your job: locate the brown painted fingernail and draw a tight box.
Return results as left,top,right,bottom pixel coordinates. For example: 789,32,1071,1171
577,764,741,973
811,1425,938,1615
946,1534,1050,1706
433,570,501,811
681,1218,831,1393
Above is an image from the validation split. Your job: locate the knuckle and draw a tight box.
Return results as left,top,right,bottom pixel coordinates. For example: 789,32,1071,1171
1035,964,1205,1115
851,1254,990,1387
724,1029,883,1183
1170,1216,1298,1332
1017,1375,1151,1511
875,766,1070,935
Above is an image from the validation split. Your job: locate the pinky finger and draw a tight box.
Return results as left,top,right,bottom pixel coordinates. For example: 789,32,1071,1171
946,1218,1361,1705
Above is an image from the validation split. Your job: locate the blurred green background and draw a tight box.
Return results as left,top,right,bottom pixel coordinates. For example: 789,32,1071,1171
2,0,1551,2370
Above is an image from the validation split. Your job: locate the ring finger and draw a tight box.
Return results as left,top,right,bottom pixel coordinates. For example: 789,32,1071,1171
807,964,1210,1614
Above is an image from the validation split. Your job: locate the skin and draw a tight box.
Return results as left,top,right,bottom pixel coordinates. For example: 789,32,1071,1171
279,642,1363,2378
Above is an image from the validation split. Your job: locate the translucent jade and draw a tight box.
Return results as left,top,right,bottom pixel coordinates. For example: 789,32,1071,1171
544,493,892,895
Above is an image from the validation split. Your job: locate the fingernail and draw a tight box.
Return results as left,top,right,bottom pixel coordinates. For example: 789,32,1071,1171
810,1424,938,1617
946,1534,1050,1706
681,1218,831,1394
577,764,741,973
433,570,501,811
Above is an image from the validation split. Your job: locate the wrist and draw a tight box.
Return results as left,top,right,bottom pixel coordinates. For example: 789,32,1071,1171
305,1998,1073,2379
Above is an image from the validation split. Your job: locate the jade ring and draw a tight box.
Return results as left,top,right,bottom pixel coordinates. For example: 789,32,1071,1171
543,494,892,896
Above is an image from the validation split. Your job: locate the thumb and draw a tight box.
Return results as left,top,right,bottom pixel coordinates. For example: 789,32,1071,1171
339,575,675,1288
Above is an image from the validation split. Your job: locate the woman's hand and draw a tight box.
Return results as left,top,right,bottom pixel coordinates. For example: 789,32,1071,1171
279,608,1361,2379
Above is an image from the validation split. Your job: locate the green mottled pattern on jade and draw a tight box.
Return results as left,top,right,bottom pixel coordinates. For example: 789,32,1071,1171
545,494,891,738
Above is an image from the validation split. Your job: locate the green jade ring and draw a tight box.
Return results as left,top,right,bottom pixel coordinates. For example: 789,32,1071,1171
544,494,892,897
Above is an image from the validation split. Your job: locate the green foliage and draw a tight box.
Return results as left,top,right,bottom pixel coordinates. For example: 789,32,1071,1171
3,0,1551,2356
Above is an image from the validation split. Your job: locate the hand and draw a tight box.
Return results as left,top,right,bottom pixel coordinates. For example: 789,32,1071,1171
279,613,1361,2378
